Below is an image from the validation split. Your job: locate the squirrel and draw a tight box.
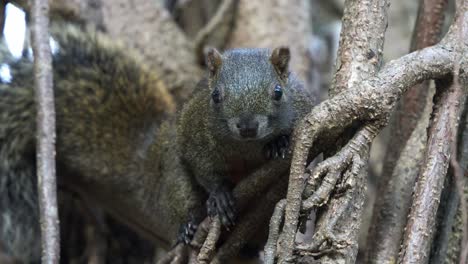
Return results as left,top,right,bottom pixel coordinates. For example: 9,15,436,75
0,23,314,261
177,47,313,232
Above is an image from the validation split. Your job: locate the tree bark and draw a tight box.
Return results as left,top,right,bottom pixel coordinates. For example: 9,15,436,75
366,0,448,262
31,0,60,262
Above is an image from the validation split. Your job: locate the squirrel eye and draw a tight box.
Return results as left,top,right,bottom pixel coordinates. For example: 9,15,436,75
212,89,222,104
273,84,283,101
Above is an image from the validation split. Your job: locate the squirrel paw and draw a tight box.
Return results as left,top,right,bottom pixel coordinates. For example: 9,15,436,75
177,220,198,245
207,187,236,229
264,135,290,159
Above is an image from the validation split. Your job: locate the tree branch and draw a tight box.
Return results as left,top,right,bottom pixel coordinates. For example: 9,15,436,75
330,0,389,96
277,0,387,261
399,2,467,262
31,0,60,262
366,0,448,261
398,76,466,263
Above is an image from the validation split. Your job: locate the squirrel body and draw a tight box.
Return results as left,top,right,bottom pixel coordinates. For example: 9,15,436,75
0,24,314,262
177,47,313,227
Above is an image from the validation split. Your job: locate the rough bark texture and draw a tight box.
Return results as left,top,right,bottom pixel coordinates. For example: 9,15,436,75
398,76,466,263
277,0,389,262
366,95,433,263
275,9,462,260
30,0,60,262
366,0,448,262
330,0,388,96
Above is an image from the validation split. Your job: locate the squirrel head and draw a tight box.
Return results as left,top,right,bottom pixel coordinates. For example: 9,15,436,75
204,46,295,141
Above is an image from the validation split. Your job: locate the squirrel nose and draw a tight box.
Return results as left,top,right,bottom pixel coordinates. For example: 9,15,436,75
237,120,259,138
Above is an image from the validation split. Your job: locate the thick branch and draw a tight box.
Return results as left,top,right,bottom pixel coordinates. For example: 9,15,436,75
31,0,60,262
399,3,467,263
278,0,390,260
399,76,466,263
366,0,448,261
330,0,389,96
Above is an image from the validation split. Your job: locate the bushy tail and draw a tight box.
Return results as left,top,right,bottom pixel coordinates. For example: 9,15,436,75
0,58,41,262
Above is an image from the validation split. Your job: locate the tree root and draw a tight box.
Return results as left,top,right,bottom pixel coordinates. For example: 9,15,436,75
263,123,377,263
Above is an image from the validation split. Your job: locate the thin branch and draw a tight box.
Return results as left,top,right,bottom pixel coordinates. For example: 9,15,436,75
197,217,221,264
264,199,286,264
156,244,188,264
31,0,60,263
302,123,380,211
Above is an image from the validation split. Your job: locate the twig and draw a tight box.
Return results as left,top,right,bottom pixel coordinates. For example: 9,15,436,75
31,0,60,263
302,123,380,211
264,199,286,264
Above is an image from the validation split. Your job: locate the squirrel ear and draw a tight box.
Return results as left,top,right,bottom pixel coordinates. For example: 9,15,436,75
205,47,223,77
270,46,290,80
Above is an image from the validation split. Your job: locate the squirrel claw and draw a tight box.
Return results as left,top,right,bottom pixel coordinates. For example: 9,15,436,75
207,187,236,229
177,220,198,245
264,135,290,160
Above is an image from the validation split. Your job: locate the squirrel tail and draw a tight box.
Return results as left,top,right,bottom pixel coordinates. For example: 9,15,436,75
0,70,41,261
